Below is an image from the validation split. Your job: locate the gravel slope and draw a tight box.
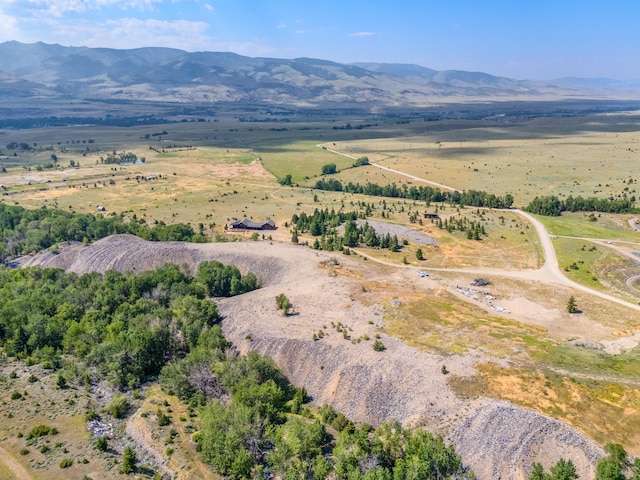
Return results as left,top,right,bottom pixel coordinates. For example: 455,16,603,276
20,235,603,479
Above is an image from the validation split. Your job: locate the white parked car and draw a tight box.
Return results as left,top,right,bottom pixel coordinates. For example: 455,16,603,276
418,271,429,277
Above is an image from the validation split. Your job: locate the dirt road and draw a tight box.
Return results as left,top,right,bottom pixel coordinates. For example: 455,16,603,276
321,144,640,313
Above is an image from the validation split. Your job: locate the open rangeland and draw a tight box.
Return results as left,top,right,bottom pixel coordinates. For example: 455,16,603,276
2,110,640,478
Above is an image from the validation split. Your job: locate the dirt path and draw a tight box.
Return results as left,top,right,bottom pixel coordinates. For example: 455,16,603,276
321,144,640,313
322,146,458,191
0,446,32,480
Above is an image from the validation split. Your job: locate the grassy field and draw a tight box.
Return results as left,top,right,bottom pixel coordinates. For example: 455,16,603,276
537,212,640,240
325,112,640,206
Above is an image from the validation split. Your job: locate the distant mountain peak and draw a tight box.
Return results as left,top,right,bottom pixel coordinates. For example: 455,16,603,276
0,40,636,107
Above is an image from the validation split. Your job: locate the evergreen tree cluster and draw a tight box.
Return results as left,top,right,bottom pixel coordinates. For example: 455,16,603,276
0,203,207,262
313,179,514,208
524,195,636,216
290,210,402,252
436,216,486,240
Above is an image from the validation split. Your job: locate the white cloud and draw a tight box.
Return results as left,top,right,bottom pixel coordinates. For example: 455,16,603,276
276,21,286,29
204,3,213,11
349,31,374,37
0,12,20,42
27,15,274,55
26,0,165,16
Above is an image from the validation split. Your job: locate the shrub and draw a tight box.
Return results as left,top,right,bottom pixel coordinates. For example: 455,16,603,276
106,394,129,419
95,436,108,452
157,409,171,427
10,391,22,400
59,458,73,468
27,425,54,440
56,374,68,389
373,340,386,352
85,410,99,421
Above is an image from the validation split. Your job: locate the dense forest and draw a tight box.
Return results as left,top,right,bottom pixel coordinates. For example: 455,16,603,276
0,261,256,387
313,179,514,209
0,203,207,262
524,195,637,216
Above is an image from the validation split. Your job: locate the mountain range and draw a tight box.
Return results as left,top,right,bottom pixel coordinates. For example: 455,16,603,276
0,41,638,108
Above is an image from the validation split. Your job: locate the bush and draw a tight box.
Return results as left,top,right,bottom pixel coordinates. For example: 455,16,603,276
27,424,55,440
106,394,129,419
372,340,386,352
85,410,99,421
95,436,108,452
157,409,171,427
59,458,73,468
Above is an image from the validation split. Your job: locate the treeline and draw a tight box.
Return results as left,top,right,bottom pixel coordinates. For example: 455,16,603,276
314,179,514,208
0,261,257,388
524,195,637,216
0,203,207,261
0,115,169,129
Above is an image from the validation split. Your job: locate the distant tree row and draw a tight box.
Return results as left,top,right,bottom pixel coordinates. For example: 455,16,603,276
313,179,514,208
0,115,169,129
524,195,637,216
100,151,144,164
0,203,207,262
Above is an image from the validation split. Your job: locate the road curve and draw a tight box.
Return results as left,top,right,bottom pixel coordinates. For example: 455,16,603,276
320,144,640,313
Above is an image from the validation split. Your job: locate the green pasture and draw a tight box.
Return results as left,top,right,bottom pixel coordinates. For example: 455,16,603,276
257,140,355,182
537,212,640,240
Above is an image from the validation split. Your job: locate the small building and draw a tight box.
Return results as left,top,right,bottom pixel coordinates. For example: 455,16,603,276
230,218,277,230
424,213,440,219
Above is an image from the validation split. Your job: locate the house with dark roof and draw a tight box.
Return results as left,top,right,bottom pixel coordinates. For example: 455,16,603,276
230,218,277,230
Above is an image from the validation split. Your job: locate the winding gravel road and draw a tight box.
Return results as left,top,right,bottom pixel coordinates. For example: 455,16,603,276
322,145,640,313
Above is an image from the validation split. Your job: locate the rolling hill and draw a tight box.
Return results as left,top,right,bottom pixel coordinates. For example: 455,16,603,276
0,40,634,108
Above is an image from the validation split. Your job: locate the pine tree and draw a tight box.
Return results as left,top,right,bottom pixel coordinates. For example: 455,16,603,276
121,446,136,474
567,296,579,314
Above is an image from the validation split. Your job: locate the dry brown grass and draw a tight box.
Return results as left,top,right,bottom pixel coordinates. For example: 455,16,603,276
451,362,640,455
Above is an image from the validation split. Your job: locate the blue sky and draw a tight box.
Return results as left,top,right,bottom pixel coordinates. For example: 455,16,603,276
1,0,638,80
